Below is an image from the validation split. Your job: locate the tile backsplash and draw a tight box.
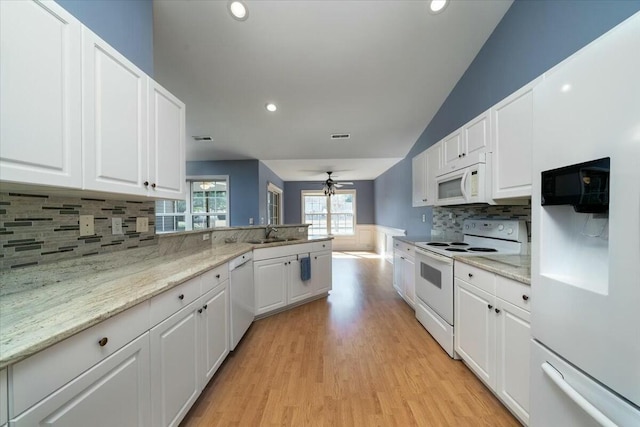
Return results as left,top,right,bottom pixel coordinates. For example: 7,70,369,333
0,192,156,270
432,204,532,241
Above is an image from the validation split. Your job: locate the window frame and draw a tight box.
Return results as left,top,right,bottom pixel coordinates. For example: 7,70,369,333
267,182,283,225
187,175,230,230
301,189,356,236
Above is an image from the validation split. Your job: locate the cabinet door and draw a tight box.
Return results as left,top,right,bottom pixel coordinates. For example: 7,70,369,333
289,258,313,303
150,300,200,427
495,299,531,425
0,368,6,427
148,80,186,199
402,256,415,308
254,257,289,315
412,150,428,207
454,279,496,389
312,250,332,294
393,250,403,295
491,79,539,199
11,334,150,427
463,111,490,161
199,283,229,388
441,129,463,173
82,27,148,196
425,143,441,205
0,0,82,188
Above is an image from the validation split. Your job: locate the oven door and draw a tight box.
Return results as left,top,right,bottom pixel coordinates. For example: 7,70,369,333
414,247,454,325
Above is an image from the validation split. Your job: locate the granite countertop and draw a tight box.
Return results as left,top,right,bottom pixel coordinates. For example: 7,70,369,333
393,235,431,244
454,255,531,284
0,237,331,369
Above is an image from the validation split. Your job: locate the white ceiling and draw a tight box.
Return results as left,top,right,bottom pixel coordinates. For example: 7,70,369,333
153,0,512,181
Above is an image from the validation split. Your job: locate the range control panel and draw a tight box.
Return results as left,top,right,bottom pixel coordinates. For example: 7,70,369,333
463,219,527,241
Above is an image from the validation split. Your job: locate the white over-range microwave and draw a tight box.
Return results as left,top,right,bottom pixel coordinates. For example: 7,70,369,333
434,153,494,205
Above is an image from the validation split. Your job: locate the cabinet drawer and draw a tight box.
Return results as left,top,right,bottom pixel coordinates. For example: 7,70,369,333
455,262,495,294
11,301,150,416
496,275,531,312
149,276,201,327
393,240,414,255
312,240,332,252
200,263,229,294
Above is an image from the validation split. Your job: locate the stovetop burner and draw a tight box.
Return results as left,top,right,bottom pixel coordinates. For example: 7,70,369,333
450,242,469,246
427,242,449,247
445,248,468,252
468,247,498,252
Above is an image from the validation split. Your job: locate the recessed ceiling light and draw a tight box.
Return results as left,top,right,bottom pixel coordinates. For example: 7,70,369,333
429,0,449,14
265,103,277,112
228,1,248,21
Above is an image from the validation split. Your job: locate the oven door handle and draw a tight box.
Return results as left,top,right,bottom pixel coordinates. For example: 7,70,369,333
460,169,470,202
415,247,453,265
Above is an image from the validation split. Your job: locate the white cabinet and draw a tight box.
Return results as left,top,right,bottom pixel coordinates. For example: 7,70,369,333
454,262,531,425
150,298,201,427
254,241,333,317
312,250,332,294
491,78,541,199
254,256,289,315
11,334,150,427
0,1,185,200
412,143,442,207
199,282,229,389
0,368,6,427
0,0,82,189
441,111,490,174
82,27,148,196
392,240,415,309
148,80,186,199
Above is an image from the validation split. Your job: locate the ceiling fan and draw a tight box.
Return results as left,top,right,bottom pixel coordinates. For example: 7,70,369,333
322,171,353,196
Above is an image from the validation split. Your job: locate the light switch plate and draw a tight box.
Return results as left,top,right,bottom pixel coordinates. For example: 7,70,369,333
112,217,123,235
79,215,94,236
136,217,149,233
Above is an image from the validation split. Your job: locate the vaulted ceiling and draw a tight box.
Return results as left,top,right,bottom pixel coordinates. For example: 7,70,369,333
153,0,512,181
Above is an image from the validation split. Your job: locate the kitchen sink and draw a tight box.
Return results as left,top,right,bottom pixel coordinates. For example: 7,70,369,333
247,237,300,244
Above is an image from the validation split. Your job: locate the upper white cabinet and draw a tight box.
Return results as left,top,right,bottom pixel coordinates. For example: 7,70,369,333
0,0,82,188
411,143,441,207
491,78,541,199
148,80,186,199
0,1,185,200
441,110,490,174
82,27,149,196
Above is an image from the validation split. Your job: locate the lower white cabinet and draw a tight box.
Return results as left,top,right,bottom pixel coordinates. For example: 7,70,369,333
1,368,7,427
454,262,531,425
150,299,201,427
11,334,150,427
199,283,229,389
393,241,415,309
254,241,333,316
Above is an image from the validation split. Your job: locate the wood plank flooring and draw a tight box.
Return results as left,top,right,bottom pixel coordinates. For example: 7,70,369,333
181,252,520,426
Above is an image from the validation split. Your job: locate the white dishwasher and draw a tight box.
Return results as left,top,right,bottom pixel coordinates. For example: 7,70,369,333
229,251,254,350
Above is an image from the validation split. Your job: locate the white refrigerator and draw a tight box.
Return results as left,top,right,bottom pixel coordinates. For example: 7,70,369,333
530,11,640,427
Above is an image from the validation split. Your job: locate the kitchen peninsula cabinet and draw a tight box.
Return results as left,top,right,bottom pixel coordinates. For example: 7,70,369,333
454,262,531,425
254,241,333,317
491,78,541,200
0,0,82,189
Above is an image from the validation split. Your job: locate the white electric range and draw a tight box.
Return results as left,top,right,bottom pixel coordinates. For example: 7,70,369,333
413,219,528,358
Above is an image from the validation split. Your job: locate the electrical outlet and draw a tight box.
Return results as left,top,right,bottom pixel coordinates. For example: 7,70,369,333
249,217,254,225
79,215,94,236
422,214,426,223
136,217,149,233
111,217,123,235
202,233,210,241
298,227,305,233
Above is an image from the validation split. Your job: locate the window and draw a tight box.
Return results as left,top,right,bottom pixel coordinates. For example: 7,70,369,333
267,182,283,225
155,177,229,232
302,190,355,236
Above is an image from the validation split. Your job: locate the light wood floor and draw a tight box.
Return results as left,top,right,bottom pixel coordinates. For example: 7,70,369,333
181,252,520,426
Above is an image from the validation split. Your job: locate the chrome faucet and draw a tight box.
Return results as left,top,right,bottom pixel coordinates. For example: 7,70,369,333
265,224,278,239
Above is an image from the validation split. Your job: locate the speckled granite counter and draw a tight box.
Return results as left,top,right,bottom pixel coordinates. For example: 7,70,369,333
0,237,331,369
454,255,531,285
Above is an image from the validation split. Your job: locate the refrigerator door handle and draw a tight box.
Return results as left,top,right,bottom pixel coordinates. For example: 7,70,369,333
541,362,618,427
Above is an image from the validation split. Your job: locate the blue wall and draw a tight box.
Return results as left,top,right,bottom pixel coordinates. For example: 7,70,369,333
55,0,154,76
187,160,260,226
258,162,285,224
284,181,375,225
375,0,640,236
